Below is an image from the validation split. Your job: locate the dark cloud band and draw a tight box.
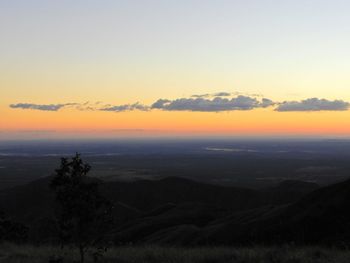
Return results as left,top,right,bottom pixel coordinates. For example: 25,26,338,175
9,95,350,113
100,103,149,112
151,96,274,112
275,98,349,112
9,103,74,111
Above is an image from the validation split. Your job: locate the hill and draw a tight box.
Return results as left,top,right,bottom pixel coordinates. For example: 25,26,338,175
0,176,320,244
192,178,350,245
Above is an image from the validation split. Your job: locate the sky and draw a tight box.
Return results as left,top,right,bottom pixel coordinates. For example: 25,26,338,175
2,0,350,139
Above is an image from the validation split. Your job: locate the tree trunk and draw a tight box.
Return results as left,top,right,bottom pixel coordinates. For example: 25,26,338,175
79,244,85,263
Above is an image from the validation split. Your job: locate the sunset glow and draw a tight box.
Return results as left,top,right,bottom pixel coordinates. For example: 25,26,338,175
2,0,350,139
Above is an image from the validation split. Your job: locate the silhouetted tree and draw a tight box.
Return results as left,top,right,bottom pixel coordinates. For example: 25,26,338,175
0,210,27,242
50,153,113,263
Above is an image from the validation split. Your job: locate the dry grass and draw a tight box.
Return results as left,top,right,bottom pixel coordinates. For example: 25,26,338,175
0,243,349,263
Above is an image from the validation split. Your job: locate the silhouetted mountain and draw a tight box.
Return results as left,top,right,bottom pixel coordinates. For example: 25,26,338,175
269,180,319,193
268,178,350,244
109,178,350,246
263,180,319,204
0,176,259,222
0,176,328,244
191,178,350,245
102,176,266,211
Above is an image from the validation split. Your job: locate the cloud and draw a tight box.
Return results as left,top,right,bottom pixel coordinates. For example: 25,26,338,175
74,101,105,111
9,103,76,111
191,94,210,98
191,91,261,98
9,95,350,114
151,95,274,112
9,101,150,113
9,101,111,112
275,98,350,112
261,98,275,108
191,92,231,98
100,103,149,112
150,99,171,109
214,92,231,97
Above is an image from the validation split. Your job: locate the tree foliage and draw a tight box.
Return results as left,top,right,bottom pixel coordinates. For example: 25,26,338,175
50,153,113,262
0,211,27,242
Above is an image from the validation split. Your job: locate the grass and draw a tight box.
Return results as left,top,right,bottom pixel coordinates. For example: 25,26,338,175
0,243,349,263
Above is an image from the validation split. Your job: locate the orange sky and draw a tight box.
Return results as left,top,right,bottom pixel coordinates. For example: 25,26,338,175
2,105,350,139
2,1,350,139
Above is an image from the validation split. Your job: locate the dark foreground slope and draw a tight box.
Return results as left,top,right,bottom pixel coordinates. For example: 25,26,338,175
0,176,333,245
1,244,349,263
191,178,350,245
111,178,350,246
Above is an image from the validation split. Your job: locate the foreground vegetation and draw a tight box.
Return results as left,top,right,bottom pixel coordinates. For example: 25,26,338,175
1,244,350,263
